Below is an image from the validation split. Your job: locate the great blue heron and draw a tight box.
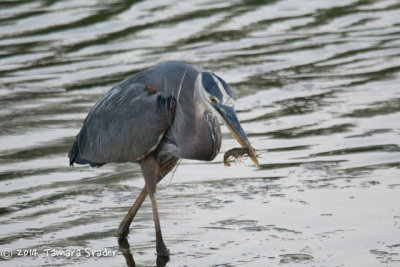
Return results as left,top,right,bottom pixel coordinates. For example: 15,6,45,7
68,61,259,257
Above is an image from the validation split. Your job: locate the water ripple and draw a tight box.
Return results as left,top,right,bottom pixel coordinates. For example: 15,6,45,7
1,0,399,266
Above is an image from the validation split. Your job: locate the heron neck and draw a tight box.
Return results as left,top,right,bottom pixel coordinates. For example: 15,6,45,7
164,75,222,161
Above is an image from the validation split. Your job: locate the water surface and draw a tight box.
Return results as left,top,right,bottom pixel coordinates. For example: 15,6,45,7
1,0,400,266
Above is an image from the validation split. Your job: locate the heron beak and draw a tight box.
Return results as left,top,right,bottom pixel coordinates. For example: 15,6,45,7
217,105,259,167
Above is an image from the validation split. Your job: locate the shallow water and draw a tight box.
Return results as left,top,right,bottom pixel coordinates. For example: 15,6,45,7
1,0,400,266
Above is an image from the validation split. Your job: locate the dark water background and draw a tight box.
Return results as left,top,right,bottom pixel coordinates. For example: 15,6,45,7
1,0,399,266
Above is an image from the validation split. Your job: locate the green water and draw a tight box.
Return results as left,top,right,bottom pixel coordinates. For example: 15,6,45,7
1,0,399,266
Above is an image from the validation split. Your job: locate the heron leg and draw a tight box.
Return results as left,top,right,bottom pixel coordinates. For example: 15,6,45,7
117,157,176,241
118,187,147,240
141,156,169,257
149,192,169,256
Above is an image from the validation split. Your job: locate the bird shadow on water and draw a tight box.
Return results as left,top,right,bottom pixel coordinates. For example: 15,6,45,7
118,238,169,267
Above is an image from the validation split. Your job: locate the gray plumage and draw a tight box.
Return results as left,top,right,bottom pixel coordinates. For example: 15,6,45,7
68,61,258,257
70,61,220,166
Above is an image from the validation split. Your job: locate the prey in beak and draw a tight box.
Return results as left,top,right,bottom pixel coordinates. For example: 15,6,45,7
216,105,259,167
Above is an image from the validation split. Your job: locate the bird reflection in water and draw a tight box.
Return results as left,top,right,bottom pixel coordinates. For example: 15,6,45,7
118,238,169,267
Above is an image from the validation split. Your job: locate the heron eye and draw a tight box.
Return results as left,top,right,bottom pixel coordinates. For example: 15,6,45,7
210,96,217,103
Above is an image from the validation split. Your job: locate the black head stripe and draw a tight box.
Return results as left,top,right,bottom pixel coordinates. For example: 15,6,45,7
201,72,223,101
215,74,233,97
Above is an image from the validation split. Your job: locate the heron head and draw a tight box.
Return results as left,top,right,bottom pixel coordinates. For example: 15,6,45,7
196,72,259,167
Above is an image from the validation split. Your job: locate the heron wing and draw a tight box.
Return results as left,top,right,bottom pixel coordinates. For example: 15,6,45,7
75,83,176,164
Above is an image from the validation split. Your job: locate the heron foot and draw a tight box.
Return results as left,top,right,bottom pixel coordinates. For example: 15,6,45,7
118,223,130,240
156,242,170,257
157,255,170,266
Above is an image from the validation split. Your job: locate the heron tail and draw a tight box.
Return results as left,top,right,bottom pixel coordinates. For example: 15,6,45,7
68,139,104,168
